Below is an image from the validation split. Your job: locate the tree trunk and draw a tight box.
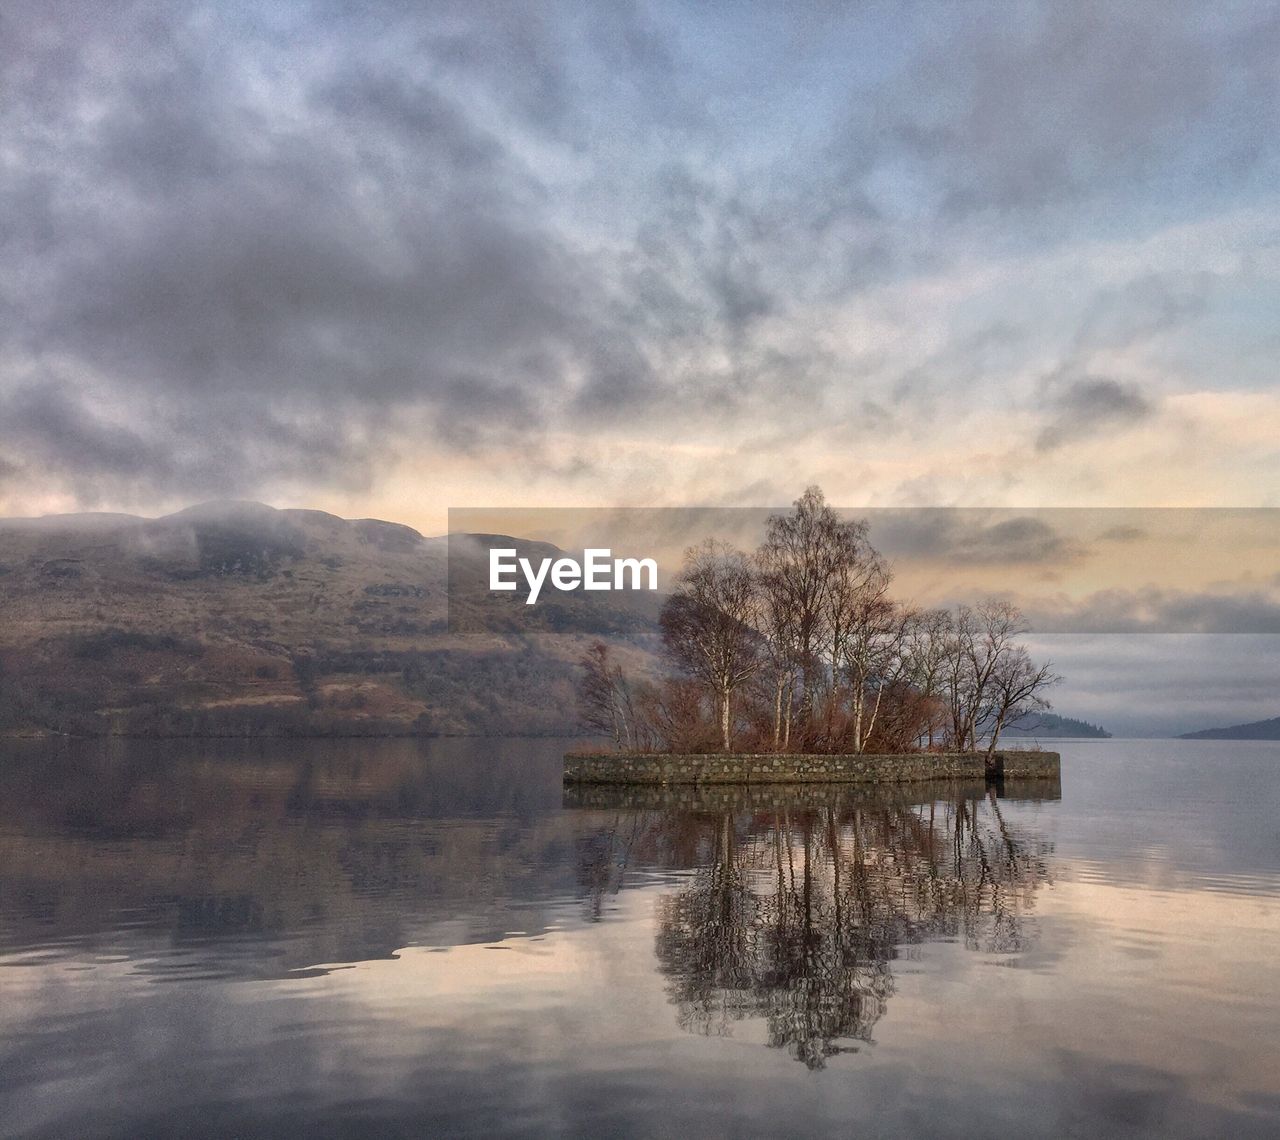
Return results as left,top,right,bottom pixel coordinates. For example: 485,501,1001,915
986,714,1006,758
783,679,793,750
851,684,864,754
772,671,784,750
863,685,885,753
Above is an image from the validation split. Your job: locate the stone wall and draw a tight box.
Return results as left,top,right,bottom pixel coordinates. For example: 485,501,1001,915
562,776,1061,813
563,749,1060,786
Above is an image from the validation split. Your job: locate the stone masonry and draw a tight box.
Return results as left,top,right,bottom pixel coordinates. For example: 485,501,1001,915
563,750,1060,785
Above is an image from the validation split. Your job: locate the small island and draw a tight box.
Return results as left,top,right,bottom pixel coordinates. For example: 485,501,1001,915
569,488,1062,787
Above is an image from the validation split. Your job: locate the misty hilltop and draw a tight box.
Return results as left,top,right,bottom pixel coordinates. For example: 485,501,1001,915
0,502,659,737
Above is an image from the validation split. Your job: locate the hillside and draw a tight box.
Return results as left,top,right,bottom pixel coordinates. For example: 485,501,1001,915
1001,713,1112,739
1179,716,1280,741
0,502,660,737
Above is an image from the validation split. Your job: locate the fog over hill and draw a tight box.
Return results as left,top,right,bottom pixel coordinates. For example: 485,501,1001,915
0,502,660,737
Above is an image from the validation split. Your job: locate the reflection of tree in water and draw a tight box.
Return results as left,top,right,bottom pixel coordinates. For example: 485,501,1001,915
580,789,1052,1069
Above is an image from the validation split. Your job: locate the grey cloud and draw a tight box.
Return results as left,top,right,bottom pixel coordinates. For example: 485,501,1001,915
313,70,508,179
571,336,659,418
875,510,1085,565
849,2,1280,220
0,382,377,505
1027,633,1280,736
316,0,701,168
1071,275,1211,356
629,167,778,341
1,1,1277,510
0,3,627,499
1099,525,1147,543
888,321,1032,422
1036,379,1154,451
55,55,583,400
1020,274,1207,457
0,1,753,508
1028,587,1280,634
2,384,175,481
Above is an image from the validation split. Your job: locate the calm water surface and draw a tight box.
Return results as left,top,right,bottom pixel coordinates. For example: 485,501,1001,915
1,738,1278,1138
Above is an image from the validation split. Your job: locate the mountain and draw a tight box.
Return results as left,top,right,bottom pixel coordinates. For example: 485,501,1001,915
0,502,660,738
1179,716,1280,741
1001,713,1111,739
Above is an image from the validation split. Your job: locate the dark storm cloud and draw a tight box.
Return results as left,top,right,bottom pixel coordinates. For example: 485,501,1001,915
1036,379,1155,452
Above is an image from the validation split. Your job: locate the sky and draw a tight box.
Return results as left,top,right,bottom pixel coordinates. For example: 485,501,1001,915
3,1,1279,528
4,2,1279,733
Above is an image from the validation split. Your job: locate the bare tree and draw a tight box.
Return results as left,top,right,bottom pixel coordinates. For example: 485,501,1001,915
661,540,763,751
576,641,639,750
984,646,1061,756
824,521,888,747
640,490,1062,758
901,608,953,748
756,487,846,745
755,563,800,750
943,605,978,749
841,596,910,752
943,599,1048,751
634,676,717,753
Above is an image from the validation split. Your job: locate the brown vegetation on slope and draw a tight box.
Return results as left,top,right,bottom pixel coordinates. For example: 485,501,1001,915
0,502,658,737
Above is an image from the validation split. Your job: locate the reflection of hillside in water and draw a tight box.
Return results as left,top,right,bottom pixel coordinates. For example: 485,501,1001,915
0,739,591,976
573,783,1057,1069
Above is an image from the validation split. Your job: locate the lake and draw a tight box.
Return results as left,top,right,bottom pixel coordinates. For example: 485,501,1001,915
1,738,1278,1138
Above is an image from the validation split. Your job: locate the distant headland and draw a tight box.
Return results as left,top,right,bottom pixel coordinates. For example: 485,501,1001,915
1179,715,1280,741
